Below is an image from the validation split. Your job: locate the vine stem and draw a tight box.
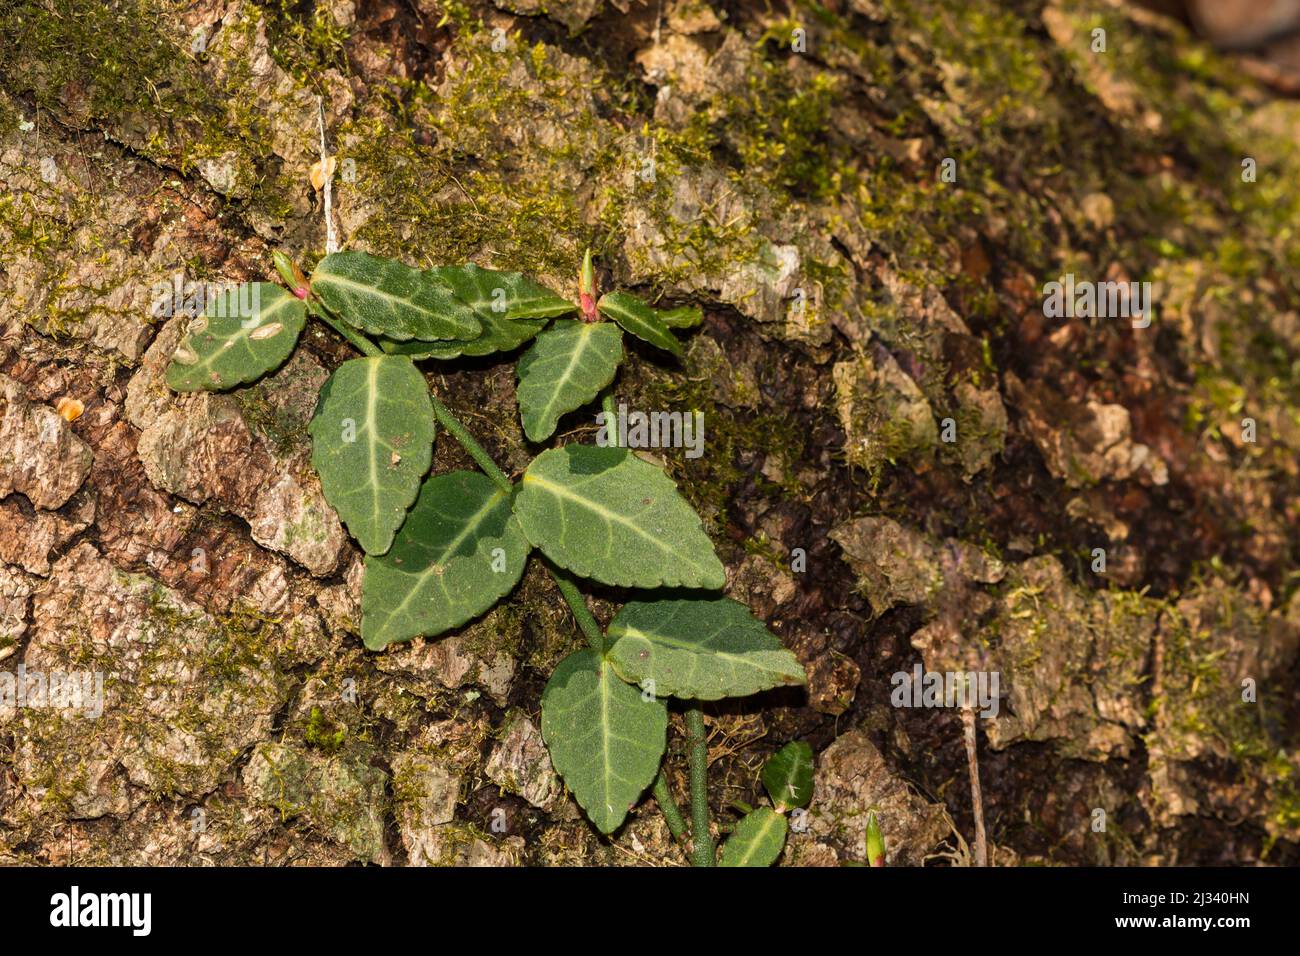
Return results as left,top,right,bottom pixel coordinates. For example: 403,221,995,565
597,387,694,850
310,302,602,646
309,301,382,358
601,390,618,445
424,390,605,653
427,391,512,492
653,771,689,846
547,563,605,654
311,306,687,844
686,705,714,866
596,386,695,850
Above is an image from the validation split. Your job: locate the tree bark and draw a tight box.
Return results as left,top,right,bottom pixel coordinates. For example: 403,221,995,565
1,0,1298,866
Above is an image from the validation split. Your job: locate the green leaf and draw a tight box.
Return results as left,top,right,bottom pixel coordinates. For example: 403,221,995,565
428,263,576,320
308,356,435,555
360,471,528,650
719,807,788,867
377,264,572,360
378,314,547,361
309,251,481,341
515,445,725,590
658,305,703,329
165,283,306,391
540,648,667,834
516,321,623,442
761,741,814,811
596,291,683,356
606,597,806,700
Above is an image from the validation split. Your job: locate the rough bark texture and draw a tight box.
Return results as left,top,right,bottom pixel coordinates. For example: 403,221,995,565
1,0,1299,865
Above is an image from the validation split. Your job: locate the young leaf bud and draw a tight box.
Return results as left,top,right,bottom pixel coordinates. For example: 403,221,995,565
866,810,886,867
273,251,311,299
579,247,598,320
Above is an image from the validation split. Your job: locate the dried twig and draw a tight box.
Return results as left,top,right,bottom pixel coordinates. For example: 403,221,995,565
961,705,988,866
317,96,338,255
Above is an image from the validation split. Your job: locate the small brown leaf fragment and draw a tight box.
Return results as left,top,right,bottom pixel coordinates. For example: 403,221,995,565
55,397,84,423
310,156,337,191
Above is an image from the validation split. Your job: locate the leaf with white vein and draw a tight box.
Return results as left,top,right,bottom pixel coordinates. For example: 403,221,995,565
310,251,480,341
360,471,528,650
719,808,787,867
514,445,725,590
596,291,683,356
166,283,306,391
379,313,547,361
428,263,576,321
379,264,573,360
309,356,434,555
607,597,806,700
540,648,667,833
761,741,814,811
516,320,623,442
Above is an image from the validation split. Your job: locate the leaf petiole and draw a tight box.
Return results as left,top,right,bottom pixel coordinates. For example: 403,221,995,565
308,299,383,357
687,705,715,867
